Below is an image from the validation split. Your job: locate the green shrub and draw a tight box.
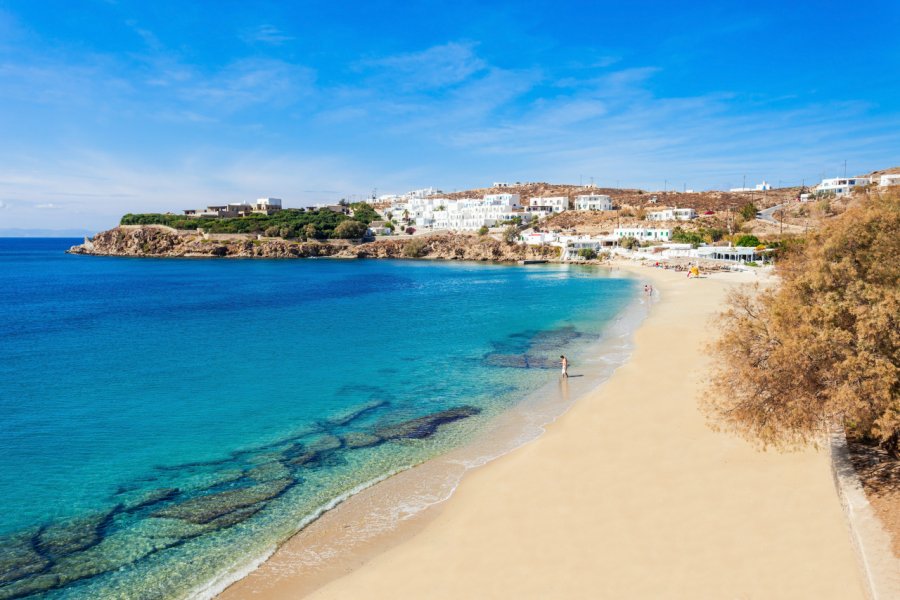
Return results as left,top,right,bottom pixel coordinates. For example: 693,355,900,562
403,238,428,258
477,225,489,236
734,234,761,247
121,208,349,238
577,248,598,260
333,220,368,239
349,202,379,225
740,202,758,221
620,237,639,250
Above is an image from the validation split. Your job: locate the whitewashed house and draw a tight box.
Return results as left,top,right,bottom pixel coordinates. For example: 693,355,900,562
879,174,900,187
815,177,871,197
646,207,697,221
613,227,671,242
575,194,612,211
528,196,568,213
430,195,528,231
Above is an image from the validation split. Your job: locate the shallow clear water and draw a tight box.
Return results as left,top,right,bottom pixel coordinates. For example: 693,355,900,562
0,238,637,599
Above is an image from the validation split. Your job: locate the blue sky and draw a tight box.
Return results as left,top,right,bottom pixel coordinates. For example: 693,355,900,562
1,0,898,231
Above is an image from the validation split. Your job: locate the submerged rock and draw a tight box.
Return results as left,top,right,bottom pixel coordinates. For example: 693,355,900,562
326,400,389,427
341,432,383,449
245,461,291,483
122,488,180,513
375,406,481,441
36,508,118,560
0,573,60,600
306,435,343,453
151,478,293,524
285,450,320,467
0,532,47,584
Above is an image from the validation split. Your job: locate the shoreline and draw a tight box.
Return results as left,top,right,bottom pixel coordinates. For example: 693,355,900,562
218,260,869,599
213,264,646,599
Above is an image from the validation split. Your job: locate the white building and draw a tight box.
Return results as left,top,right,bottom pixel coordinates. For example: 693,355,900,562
815,177,871,197
483,193,521,207
879,174,900,187
729,181,771,192
430,195,528,231
646,207,697,221
528,196,568,213
574,194,612,211
613,227,671,242
184,197,282,218
522,231,559,246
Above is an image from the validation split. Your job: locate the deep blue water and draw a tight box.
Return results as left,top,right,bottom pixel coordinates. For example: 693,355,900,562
0,238,636,599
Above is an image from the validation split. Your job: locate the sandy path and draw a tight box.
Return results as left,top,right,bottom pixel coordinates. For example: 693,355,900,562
221,264,867,600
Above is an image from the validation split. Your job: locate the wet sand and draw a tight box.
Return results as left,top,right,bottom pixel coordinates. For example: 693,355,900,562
219,263,867,599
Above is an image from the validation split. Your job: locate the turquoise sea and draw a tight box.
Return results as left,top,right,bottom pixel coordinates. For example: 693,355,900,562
0,238,638,599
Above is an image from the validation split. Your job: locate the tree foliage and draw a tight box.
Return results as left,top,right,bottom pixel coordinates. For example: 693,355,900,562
620,236,639,250
349,202,379,225
739,201,758,221
333,219,368,239
121,209,350,238
733,234,761,247
704,192,900,454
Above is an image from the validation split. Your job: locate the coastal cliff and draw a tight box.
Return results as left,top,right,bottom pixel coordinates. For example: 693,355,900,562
67,226,562,262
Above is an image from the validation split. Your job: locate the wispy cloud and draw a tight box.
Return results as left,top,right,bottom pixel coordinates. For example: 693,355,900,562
358,42,487,91
241,25,295,45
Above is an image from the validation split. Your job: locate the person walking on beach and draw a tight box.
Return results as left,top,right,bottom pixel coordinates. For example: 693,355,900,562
560,355,569,378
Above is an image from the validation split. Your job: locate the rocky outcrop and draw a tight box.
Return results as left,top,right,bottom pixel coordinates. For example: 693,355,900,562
335,235,560,262
67,226,344,259
67,226,562,263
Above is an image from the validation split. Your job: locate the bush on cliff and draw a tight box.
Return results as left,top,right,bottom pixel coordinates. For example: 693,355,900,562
704,191,900,455
403,238,428,258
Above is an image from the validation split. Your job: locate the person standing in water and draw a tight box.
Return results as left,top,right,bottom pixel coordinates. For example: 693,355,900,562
560,355,569,378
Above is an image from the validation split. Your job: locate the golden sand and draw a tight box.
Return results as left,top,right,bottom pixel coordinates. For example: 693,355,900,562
220,263,866,599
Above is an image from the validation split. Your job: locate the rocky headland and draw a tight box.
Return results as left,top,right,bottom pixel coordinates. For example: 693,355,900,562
67,225,562,262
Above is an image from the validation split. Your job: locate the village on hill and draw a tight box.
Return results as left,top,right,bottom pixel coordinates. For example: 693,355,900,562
156,167,897,267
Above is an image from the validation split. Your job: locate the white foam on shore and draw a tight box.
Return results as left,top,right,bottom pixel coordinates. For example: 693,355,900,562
186,469,409,600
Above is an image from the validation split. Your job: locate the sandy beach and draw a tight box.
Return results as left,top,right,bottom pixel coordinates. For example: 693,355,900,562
220,262,867,600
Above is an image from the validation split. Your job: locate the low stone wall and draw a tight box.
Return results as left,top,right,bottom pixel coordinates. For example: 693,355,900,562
830,432,900,600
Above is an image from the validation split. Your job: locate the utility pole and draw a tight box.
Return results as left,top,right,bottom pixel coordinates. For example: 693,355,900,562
843,160,847,178
742,174,746,191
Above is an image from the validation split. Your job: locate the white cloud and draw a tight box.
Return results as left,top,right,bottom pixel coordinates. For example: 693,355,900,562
35,203,60,209
358,42,487,90
241,25,295,45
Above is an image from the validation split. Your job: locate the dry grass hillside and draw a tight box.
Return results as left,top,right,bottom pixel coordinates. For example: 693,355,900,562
435,182,797,212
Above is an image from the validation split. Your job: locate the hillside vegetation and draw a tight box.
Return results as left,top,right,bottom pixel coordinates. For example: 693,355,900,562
120,203,377,239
